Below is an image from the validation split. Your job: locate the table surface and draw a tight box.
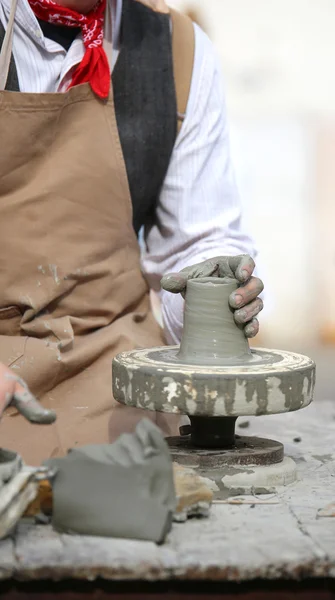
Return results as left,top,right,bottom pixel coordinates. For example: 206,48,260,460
1,399,335,584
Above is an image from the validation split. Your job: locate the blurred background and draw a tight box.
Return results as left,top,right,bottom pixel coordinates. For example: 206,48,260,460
163,0,335,396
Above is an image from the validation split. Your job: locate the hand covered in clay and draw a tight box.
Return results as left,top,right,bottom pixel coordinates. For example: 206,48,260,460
161,255,264,338
0,362,56,424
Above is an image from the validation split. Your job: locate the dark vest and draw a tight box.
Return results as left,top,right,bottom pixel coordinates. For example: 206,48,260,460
0,0,177,235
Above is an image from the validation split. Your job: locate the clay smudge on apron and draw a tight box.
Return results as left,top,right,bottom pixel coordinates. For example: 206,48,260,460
49,265,60,285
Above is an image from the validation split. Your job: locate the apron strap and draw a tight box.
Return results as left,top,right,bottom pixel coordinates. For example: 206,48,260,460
0,0,18,91
103,0,113,73
170,9,195,136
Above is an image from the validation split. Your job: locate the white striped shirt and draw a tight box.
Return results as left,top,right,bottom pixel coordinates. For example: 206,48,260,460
0,0,256,343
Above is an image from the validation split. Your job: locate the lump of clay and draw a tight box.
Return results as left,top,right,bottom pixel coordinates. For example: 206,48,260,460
45,419,176,543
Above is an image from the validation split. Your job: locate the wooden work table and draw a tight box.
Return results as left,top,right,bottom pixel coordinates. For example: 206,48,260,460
0,397,335,598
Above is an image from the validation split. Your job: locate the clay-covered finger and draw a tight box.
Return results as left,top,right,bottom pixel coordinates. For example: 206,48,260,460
0,369,56,423
181,259,222,279
234,298,264,325
160,272,188,294
244,317,259,338
229,276,264,309
0,368,22,415
12,389,57,424
161,258,225,294
226,255,255,283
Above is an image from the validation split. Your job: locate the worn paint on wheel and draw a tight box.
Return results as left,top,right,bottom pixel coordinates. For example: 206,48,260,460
112,347,315,417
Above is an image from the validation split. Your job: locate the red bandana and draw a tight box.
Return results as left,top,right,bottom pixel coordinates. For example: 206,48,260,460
28,0,110,99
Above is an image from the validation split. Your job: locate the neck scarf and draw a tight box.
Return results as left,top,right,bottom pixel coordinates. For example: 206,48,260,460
28,0,110,99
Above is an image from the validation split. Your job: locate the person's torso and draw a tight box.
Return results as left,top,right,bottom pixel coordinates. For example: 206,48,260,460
0,0,178,234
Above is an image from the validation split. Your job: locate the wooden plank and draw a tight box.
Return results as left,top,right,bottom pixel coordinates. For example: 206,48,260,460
1,583,335,600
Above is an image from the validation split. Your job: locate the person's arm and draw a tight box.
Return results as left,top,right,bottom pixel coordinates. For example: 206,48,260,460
0,363,56,423
142,24,262,344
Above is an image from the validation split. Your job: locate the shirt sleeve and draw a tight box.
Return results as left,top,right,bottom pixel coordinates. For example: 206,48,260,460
141,23,257,345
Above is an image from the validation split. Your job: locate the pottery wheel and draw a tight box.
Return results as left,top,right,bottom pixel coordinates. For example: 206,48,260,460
113,277,316,496
112,345,315,418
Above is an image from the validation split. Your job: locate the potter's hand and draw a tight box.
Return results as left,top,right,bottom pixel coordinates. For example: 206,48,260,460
0,362,56,424
161,255,264,338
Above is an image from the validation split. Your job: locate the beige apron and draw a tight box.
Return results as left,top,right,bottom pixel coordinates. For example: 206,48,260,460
0,1,194,465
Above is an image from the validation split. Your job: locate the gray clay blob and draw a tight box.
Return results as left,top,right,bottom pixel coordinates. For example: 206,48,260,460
177,277,251,366
45,419,176,543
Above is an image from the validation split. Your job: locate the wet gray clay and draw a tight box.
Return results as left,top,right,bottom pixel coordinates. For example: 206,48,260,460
12,390,56,424
4,374,56,424
45,419,176,543
178,277,251,365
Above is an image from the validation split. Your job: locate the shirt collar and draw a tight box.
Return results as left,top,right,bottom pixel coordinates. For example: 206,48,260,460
0,0,122,51
1,0,45,46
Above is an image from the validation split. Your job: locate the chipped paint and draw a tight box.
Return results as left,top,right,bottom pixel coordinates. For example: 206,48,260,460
162,378,179,403
267,377,286,413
